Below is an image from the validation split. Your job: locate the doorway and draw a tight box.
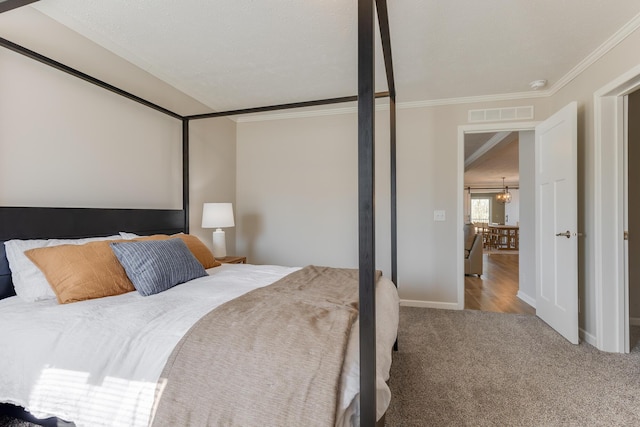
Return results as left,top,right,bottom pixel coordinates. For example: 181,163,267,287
594,64,640,353
627,89,640,350
459,104,579,343
460,127,536,315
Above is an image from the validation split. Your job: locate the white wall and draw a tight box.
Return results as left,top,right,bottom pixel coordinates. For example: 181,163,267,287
189,118,237,254
236,111,391,275
236,98,551,307
518,131,535,306
0,12,236,236
504,189,519,225
0,47,183,209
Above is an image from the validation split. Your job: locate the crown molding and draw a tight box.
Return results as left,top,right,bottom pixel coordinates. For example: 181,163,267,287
397,90,549,110
235,106,357,122
547,11,640,96
235,91,547,122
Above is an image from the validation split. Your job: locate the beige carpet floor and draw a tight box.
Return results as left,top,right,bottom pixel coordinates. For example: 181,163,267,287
4,308,640,426
385,307,640,426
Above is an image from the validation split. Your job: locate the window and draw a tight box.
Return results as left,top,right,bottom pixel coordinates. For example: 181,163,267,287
471,198,491,223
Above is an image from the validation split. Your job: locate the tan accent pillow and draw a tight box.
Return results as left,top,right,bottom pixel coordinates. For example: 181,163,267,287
25,240,135,304
135,234,221,269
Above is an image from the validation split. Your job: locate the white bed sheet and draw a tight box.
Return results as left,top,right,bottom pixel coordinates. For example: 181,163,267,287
0,264,399,427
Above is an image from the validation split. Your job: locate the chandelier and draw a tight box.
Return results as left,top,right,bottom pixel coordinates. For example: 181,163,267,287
496,177,512,204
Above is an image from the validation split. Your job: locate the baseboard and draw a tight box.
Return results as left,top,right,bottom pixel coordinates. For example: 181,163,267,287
516,291,536,308
630,317,640,326
400,299,461,310
580,327,597,347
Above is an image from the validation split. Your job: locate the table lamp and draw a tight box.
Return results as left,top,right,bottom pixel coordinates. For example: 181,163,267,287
201,203,235,258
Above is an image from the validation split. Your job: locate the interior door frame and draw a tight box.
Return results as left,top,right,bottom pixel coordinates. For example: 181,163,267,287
623,95,630,353
594,64,640,353
457,122,538,309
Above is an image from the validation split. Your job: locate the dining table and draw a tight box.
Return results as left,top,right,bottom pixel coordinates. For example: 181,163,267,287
487,224,519,250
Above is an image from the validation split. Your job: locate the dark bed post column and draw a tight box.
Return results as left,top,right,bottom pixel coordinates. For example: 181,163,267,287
182,118,190,234
358,0,377,425
390,96,397,288
376,0,398,353
374,0,397,291
390,95,398,353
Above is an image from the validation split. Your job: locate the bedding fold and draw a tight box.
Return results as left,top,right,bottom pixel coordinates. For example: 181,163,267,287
151,265,380,427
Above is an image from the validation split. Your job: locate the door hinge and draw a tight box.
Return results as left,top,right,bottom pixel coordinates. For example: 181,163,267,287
625,231,629,241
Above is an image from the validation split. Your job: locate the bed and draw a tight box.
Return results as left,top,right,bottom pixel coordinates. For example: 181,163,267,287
0,207,399,426
1,1,397,425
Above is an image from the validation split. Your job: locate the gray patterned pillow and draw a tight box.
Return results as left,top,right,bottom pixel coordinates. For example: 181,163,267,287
110,238,207,296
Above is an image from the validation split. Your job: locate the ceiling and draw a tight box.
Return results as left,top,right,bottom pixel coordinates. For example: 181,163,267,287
11,0,640,113
4,1,640,186
464,132,519,189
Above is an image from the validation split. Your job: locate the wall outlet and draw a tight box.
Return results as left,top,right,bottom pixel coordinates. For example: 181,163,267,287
434,210,446,221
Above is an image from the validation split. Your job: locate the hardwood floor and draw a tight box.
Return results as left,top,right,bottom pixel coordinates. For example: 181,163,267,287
465,253,535,315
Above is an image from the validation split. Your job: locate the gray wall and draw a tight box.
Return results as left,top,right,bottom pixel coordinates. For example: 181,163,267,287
518,131,536,306
0,13,237,249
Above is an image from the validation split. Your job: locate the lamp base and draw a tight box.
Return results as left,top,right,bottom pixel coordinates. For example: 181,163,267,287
212,229,227,258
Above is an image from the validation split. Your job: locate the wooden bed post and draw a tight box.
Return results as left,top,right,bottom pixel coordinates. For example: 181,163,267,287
390,95,399,353
390,96,397,286
358,0,377,425
375,0,397,289
182,118,190,233
375,0,398,353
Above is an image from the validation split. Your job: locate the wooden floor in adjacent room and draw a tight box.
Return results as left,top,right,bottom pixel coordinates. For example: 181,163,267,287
465,252,535,315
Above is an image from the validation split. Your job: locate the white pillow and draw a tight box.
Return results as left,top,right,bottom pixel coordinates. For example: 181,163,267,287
4,235,121,302
119,231,140,239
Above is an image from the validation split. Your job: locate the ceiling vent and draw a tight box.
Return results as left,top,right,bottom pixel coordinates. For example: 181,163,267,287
468,106,534,123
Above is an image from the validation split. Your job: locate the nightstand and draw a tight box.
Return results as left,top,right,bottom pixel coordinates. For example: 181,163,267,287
217,256,247,264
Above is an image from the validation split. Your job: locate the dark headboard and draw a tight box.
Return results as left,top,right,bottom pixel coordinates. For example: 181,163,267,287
0,207,185,300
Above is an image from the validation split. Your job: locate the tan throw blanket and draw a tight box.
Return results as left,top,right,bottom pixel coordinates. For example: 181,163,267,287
151,265,380,427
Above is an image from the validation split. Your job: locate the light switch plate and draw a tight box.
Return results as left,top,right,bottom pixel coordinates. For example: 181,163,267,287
434,210,446,221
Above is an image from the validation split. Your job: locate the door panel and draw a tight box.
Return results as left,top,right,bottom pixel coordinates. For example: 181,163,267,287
535,102,579,344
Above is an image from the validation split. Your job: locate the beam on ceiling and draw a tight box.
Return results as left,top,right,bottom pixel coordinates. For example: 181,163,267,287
0,37,184,120
375,0,396,100
186,92,390,120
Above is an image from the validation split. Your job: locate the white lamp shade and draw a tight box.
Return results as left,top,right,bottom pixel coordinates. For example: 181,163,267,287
202,203,235,228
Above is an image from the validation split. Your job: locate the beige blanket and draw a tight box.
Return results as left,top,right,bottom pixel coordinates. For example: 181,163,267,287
151,265,380,427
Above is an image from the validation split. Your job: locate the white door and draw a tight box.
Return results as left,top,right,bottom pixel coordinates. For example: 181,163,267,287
535,102,579,344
